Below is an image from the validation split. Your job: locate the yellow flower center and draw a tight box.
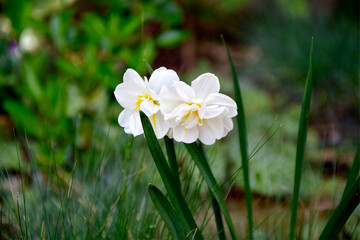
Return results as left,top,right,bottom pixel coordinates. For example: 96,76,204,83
181,103,203,124
134,95,158,111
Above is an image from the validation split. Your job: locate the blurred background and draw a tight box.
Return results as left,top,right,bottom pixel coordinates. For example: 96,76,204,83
0,0,358,239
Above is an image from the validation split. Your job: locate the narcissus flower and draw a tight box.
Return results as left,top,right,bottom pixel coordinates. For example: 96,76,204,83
159,73,237,145
114,67,179,138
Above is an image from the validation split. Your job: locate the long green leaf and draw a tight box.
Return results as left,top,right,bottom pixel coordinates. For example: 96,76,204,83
319,177,360,240
185,142,237,240
148,184,186,240
164,136,181,188
140,112,203,240
199,143,226,240
342,145,359,200
221,35,253,239
289,37,314,240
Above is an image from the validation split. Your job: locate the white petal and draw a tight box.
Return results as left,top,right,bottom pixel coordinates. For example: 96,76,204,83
198,102,206,119
159,82,194,114
191,73,220,99
118,110,143,136
203,106,227,119
123,69,146,87
140,99,158,117
182,111,200,129
167,81,195,102
114,82,144,110
159,86,182,115
205,93,237,117
173,125,199,144
149,67,180,94
198,118,224,145
222,117,234,137
164,103,189,123
118,108,133,127
150,112,169,139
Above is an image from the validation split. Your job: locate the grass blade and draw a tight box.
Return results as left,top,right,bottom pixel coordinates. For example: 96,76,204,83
148,184,186,240
221,34,252,239
289,37,314,240
319,176,360,240
342,145,359,200
140,112,203,240
185,142,237,240
14,132,28,240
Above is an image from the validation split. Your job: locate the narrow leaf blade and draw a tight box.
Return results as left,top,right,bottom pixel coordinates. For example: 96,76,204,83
342,145,359,200
185,142,237,240
140,112,203,240
221,34,253,239
289,37,314,240
319,177,360,240
199,143,226,240
164,136,181,189
148,184,186,240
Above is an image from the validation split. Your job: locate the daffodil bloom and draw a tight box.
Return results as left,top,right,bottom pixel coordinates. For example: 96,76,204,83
159,73,237,145
114,67,179,138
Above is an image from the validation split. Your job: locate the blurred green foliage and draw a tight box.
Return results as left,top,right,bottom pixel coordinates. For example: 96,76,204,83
243,0,358,124
0,0,189,169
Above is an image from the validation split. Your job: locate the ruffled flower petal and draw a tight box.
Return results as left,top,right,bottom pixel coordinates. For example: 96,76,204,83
123,69,146,87
118,109,143,136
222,117,234,137
115,67,177,139
198,117,224,145
116,68,237,144
173,125,199,144
114,82,144,110
149,67,180,94
191,73,220,99
205,93,237,117
150,111,169,139
140,99,159,117
203,106,227,119
159,82,195,114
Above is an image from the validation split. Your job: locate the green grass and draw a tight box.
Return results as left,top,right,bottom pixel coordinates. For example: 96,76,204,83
1,125,164,239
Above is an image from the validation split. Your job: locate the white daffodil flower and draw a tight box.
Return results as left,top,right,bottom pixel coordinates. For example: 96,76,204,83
159,73,237,145
114,67,179,138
